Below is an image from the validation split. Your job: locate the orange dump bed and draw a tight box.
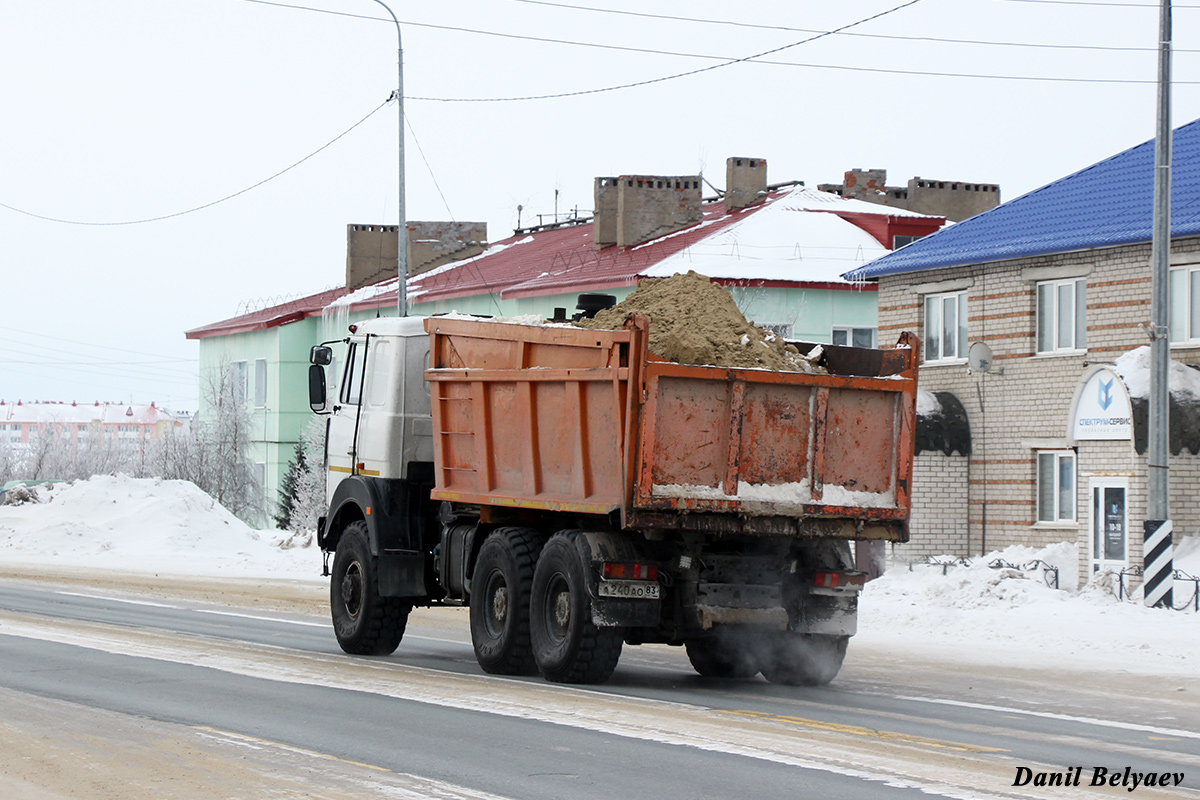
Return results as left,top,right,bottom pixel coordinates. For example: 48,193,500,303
425,315,918,541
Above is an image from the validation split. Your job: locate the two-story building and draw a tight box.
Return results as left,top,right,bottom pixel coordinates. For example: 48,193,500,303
845,118,1200,586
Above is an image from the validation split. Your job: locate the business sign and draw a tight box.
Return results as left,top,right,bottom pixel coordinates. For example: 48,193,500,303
1072,368,1132,441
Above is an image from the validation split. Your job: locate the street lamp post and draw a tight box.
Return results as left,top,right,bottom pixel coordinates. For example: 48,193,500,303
370,0,406,316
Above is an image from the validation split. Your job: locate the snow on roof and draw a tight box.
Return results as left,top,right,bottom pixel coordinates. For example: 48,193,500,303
188,185,943,340
642,199,888,283
1113,346,1200,399
0,402,180,426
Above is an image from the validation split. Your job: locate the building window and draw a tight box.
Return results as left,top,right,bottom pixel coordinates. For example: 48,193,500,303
923,291,968,362
832,326,876,348
1037,450,1076,523
893,234,922,249
1169,265,1200,342
229,360,247,405
254,358,268,408
1036,278,1087,353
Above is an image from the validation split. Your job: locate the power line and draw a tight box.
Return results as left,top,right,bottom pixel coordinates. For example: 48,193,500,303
0,98,391,226
506,0,1192,53
237,0,1196,103
0,324,198,363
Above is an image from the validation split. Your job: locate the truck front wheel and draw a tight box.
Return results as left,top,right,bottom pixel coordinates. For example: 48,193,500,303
330,521,410,656
470,527,543,675
530,532,622,684
757,633,848,686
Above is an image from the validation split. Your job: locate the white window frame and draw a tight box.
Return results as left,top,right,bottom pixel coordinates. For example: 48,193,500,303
229,360,248,405
923,290,968,363
1169,264,1200,343
254,358,268,408
1036,449,1076,524
831,326,877,348
1036,278,1087,354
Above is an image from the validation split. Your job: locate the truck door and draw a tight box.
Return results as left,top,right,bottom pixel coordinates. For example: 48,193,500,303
326,339,367,498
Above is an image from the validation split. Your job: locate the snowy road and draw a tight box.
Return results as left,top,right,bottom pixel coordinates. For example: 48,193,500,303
0,574,1196,799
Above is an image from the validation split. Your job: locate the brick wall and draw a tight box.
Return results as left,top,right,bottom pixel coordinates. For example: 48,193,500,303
896,452,970,561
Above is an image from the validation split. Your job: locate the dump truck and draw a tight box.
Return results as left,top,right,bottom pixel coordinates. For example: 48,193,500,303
308,310,919,685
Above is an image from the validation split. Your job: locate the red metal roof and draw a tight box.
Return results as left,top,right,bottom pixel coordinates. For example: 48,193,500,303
187,188,942,340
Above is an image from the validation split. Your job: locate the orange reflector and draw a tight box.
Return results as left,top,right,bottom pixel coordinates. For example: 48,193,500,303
365,506,372,516
814,571,865,589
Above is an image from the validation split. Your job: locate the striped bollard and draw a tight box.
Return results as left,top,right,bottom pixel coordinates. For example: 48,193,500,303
1143,520,1174,609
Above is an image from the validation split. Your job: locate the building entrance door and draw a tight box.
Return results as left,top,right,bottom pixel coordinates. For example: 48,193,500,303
1089,479,1128,573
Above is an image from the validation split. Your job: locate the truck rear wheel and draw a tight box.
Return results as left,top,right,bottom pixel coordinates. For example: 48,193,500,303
757,633,848,686
530,532,622,684
330,521,410,656
685,628,760,679
470,527,543,675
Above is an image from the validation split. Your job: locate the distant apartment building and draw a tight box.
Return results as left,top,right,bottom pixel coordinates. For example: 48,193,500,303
0,401,183,456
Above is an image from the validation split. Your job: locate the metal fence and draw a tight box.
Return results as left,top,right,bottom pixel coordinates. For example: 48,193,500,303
1117,565,1200,611
908,555,1060,589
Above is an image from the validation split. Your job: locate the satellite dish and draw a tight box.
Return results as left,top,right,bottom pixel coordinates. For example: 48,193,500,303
968,341,994,373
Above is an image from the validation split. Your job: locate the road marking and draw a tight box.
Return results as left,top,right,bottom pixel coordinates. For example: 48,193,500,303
719,709,1007,753
894,695,1200,742
192,609,327,628
55,591,329,628
194,726,391,771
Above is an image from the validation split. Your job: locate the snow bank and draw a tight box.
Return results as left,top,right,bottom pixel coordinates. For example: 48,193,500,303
860,541,1200,676
0,475,321,579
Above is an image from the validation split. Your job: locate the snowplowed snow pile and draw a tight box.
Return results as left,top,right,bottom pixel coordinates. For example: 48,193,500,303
0,474,319,578
859,542,1200,676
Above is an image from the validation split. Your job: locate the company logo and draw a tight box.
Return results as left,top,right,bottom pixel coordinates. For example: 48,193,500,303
1098,378,1114,411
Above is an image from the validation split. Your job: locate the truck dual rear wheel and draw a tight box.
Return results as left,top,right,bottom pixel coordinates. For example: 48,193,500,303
470,527,543,675
330,521,410,656
685,628,760,679
757,633,848,686
530,532,622,684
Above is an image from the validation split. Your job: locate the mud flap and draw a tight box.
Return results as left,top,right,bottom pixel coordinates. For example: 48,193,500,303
378,551,427,598
574,532,661,628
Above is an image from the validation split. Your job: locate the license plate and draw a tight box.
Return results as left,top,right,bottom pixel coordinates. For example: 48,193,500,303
598,579,660,600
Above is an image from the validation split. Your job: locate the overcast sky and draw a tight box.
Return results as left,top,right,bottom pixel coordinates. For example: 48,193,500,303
3,0,1198,412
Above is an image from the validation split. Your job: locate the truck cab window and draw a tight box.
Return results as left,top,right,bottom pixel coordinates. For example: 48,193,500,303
341,343,365,405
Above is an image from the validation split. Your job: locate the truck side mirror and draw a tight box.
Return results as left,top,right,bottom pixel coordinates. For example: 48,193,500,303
308,364,328,413
310,345,333,366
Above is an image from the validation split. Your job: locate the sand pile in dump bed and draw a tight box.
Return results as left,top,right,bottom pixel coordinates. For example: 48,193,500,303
577,271,817,372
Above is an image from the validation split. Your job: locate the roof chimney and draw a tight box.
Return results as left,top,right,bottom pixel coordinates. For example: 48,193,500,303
406,221,488,278
725,157,768,212
346,224,400,292
593,175,702,248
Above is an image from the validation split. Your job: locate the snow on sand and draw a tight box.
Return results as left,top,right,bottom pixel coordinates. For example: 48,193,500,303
1,475,1198,678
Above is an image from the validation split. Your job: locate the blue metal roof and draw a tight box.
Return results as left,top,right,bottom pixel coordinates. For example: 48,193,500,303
843,117,1200,281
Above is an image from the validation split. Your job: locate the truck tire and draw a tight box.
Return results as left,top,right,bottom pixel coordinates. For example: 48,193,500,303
330,521,410,656
757,633,848,686
530,532,622,684
469,527,543,675
685,628,760,679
